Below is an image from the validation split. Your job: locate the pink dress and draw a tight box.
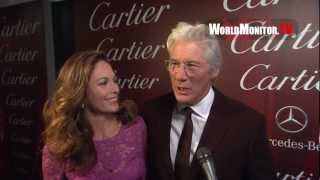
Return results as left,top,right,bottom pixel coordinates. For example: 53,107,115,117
42,117,146,180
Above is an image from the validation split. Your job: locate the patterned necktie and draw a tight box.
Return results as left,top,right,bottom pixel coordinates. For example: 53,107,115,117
175,107,193,180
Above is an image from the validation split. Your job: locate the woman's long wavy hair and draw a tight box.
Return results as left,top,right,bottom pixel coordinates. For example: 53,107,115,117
42,50,137,172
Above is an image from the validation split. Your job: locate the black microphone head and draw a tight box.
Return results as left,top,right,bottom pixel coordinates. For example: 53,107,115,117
196,147,212,163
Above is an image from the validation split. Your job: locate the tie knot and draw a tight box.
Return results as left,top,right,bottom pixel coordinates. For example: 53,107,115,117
184,107,193,116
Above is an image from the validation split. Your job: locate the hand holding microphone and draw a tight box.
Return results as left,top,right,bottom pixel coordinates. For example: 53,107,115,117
196,147,218,180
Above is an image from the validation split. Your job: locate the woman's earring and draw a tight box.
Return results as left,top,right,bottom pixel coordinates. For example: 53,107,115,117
81,103,85,110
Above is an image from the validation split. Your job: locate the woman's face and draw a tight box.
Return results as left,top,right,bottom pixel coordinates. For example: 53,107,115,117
85,60,120,114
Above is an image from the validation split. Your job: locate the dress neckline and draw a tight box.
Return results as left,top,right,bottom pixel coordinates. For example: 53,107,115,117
93,123,123,143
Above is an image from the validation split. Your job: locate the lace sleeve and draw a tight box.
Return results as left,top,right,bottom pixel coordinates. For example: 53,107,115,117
42,145,65,180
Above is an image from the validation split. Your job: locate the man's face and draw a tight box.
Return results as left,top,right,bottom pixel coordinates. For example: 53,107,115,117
168,41,216,105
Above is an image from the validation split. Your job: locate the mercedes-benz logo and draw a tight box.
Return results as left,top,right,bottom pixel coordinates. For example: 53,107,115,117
275,106,308,133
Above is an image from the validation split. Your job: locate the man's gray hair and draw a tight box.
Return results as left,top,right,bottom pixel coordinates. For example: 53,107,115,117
167,22,222,71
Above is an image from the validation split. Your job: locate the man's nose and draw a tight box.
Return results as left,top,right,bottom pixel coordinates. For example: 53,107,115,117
174,65,188,81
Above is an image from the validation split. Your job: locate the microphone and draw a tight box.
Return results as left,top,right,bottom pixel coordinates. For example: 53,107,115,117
196,147,218,180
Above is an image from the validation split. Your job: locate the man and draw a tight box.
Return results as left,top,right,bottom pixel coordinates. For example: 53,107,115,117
141,22,275,180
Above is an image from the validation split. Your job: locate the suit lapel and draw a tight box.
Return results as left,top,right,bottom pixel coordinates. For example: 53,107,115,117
197,89,231,151
190,89,232,178
158,94,176,179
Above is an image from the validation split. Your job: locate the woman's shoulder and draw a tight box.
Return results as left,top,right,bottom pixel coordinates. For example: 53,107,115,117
42,144,65,179
124,115,145,130
42,144,59,163
42,144,50,156
121,116,146,140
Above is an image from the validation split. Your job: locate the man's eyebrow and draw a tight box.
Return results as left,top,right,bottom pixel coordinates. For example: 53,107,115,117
184,60,201,64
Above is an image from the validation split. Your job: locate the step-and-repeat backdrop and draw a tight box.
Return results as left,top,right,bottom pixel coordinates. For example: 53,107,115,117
0,1,47,179
73,0,319,179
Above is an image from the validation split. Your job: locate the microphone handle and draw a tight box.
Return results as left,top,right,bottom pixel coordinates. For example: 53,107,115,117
202,160,217,180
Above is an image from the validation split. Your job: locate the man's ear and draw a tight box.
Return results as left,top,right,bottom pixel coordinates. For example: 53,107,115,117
209,67,219,80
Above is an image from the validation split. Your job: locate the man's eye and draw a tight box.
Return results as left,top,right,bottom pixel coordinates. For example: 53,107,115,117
186,63,198,68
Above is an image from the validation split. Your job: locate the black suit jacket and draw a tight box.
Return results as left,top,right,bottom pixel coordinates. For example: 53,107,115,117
141,89,276,180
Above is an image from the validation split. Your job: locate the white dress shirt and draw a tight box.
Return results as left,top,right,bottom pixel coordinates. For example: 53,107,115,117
170,88,215,166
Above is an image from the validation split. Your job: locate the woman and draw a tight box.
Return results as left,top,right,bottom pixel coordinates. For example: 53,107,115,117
42,50,146,180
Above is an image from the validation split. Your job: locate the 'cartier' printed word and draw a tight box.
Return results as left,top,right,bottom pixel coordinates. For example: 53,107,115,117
0,17,40,38
1,68,38,86
5,94,35,108
240,64,319,91
276,171,318,180
223,0,280,12
97,37,165,61
117,74,160,90
9,114,33,127
231,21,319,54
0,44,39,63
89,1,171,31
10,133,32,144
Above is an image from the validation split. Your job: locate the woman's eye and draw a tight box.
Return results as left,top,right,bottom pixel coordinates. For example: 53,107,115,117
98,79,108,85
